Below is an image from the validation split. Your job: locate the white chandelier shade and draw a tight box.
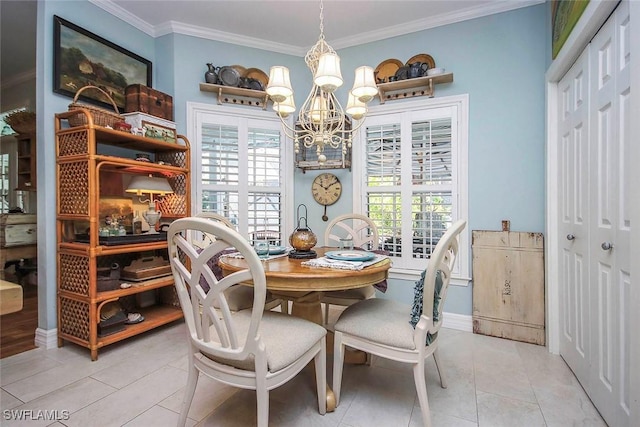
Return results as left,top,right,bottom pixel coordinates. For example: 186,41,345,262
266,66,293,103
351,66,378,103
273,94,296,118
314,53,343,92
346,93,367,120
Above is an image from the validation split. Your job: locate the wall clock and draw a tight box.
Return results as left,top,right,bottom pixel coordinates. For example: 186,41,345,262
312,173,342,221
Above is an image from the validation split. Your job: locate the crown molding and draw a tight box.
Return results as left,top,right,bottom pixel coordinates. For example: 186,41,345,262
155,21,306,57
0,68,36,91
89,0,544,56
88,0,155,36
331,0,545,50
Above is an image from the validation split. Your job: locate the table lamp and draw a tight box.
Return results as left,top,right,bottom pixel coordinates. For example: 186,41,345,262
125,175,173,234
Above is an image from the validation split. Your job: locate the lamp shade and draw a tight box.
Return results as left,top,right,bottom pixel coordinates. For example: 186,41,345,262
314,53,343,93
266,66,293,103
273,94,296,118
351,66,378,103
125,175,174,196
310,95,327,123
346,93,367,120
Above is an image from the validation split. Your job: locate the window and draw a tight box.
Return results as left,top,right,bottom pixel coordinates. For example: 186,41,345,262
188,103,293,243
354,96,469,283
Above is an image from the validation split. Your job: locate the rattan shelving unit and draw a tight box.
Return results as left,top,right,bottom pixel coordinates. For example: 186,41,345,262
55,109,190,360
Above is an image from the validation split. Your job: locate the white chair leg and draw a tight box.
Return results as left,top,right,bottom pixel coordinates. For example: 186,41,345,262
178,363,199,427
314,337,327,414
255,384,269,427
433,348,448,389
413,360,432,427
332,331,346,406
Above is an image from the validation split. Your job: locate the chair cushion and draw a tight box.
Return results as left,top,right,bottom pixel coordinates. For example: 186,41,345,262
202,310,326,372
334,298,417,350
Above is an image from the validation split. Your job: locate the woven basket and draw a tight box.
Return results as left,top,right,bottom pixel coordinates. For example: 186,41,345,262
68,85,123,128
5,111,36,134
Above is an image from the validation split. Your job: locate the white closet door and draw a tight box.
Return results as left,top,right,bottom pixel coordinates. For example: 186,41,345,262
588,2,631,425
558,48,591,384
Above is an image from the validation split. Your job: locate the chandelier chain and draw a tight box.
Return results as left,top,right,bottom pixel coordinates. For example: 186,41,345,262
318,0,325,40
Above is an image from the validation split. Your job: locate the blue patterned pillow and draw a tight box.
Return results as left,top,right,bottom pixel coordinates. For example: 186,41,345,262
409,269,444,344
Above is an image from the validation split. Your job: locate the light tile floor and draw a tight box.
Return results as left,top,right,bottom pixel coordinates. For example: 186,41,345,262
0,307,606,427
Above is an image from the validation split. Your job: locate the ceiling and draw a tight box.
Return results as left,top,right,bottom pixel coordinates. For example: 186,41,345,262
1,0,542,86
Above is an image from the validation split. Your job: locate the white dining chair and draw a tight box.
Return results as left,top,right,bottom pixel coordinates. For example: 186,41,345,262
195,212,283,312
321,213,380,324
168,218,327,427
332,219,466,427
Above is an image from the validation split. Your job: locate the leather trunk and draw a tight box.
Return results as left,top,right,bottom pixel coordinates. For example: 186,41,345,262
124,84,173,120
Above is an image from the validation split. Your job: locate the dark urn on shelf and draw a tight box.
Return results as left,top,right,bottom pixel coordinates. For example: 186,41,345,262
289,204,317,259
204,63,219,84
408,62,429,78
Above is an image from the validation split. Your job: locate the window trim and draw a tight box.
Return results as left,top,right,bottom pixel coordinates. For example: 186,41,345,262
186,101,295,238
352,94,470,286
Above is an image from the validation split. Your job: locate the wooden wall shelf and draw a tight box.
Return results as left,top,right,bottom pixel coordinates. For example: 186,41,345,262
376,73,454,103
199,83,270,109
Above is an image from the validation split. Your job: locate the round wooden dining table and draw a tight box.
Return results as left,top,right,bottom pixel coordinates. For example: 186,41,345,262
218,246,391,411
219,247,390,323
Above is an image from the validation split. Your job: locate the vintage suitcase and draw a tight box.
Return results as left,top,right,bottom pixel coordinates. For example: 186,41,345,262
124,84,173,120
122,256,171,281
1,214,37,247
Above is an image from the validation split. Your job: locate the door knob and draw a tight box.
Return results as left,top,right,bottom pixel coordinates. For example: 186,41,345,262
566,234,575,241
601,242,613,251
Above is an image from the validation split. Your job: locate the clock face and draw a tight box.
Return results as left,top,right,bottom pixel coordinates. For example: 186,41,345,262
312,173,342,206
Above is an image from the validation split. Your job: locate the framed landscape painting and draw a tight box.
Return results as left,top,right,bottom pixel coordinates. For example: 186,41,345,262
53,15,152,110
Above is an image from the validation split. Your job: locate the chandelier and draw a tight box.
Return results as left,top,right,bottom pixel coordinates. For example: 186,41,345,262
266,0,378,164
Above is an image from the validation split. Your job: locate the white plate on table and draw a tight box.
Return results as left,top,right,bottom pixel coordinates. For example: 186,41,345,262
325,251,375,262
268,245,287,255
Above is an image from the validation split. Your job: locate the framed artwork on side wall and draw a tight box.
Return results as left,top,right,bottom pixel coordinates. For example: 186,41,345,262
53,15,152,110
551,0,590,59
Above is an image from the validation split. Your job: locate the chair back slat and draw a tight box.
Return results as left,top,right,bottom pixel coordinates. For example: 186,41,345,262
168,217,267,363
325,213,379,250
420,219,465,336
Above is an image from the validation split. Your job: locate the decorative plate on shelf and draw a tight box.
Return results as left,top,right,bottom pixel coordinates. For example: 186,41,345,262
219,66,241,86
325,251,376,262
405,53,436,69
374,58,403,83
231,64,247,77
243,68,269,88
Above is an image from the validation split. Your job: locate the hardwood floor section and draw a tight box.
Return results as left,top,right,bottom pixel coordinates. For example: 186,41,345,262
0,284,37,359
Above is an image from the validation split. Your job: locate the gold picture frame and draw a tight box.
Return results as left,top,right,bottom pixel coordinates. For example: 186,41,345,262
99,196,133,232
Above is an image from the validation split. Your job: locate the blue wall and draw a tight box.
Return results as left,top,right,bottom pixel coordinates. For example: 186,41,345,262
37,1,546,329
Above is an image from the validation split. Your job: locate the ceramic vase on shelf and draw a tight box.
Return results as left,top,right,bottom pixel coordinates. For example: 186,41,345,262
143,207,162,234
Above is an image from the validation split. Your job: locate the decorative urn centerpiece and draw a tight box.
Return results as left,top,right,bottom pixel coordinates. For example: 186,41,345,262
289,204,317,259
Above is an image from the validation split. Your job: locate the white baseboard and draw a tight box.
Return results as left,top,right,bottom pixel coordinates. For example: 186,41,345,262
35,328,58,349
443,312,473,332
